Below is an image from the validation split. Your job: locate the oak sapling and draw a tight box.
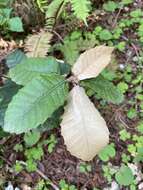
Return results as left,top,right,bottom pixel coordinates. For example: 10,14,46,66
3,45,123,161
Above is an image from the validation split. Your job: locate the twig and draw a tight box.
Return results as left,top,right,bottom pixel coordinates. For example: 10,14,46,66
67,76,79,85
121,36,140,60
52,30,64,43
107,104,126,125
131,42,139,58
19,161,59,190
0,155,12,166
0,156,59,190
118,115,135,130
112,7,123,28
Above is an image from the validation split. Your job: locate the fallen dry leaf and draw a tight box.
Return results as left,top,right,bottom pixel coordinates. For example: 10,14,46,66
25,30,52,57
0,38,17,50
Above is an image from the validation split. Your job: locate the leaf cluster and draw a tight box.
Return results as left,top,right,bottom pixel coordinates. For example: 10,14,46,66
1,44,124,161
0,8,23,34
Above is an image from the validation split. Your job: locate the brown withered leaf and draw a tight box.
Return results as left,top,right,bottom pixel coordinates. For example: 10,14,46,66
25,30,52,57
72,46,114,81
61,86,109,161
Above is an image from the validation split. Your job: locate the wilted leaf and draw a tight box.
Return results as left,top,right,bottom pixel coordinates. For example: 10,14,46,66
25,31,52,57
61,86,109,161
72,46,114,81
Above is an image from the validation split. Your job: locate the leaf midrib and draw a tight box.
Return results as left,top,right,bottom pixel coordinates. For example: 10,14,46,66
21,79,66,119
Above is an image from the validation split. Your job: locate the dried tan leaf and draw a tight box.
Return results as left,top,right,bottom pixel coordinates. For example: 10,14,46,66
61,86,109,161
25,30,52,57
72,46,114,81
0,38,17,50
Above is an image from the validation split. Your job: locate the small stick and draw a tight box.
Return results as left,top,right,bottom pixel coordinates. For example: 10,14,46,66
121,36,140,58
112,7,123,28
52,30,64,44
131,42,139,58
19,161,59,190
0,155,12,166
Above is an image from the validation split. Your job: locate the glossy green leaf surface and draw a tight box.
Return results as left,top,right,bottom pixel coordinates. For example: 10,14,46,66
9,57,60,85
81,75,124,104
4,74,68,134
6,49,27,68
0,80,20,127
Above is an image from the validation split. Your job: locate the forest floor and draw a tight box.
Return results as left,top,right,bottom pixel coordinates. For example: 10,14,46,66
0,1,143,190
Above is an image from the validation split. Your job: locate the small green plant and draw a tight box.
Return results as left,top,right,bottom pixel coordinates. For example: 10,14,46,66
137,122,143,134
35,179,46,190
116,41,126,52
119,129,131,141
35,179,52,190
54,30,98,65
26,159,37,172
127,108,137,119
121,153,131,163
24,145,44,172
79,162,92,173
98,143,116,162
36,0,91,27
14,144,23,152
103,1,118,12
127,144,136,156
25,146,44,161
14,161,23,173
2,45,123,161
117,82,128,94
24,130,41,147
102,164,117,182
115,165,134,186
135,147,143,162
131,133,143,162
130,9,143,18
0,8,23,34
42,134,57,153
59,180,77,190
99,29,112,41
70,0,91,24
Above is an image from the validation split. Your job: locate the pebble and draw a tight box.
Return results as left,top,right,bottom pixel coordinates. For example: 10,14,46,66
139,182,143,190
119,64,125,70
5,182,20,190
103,181,120,190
